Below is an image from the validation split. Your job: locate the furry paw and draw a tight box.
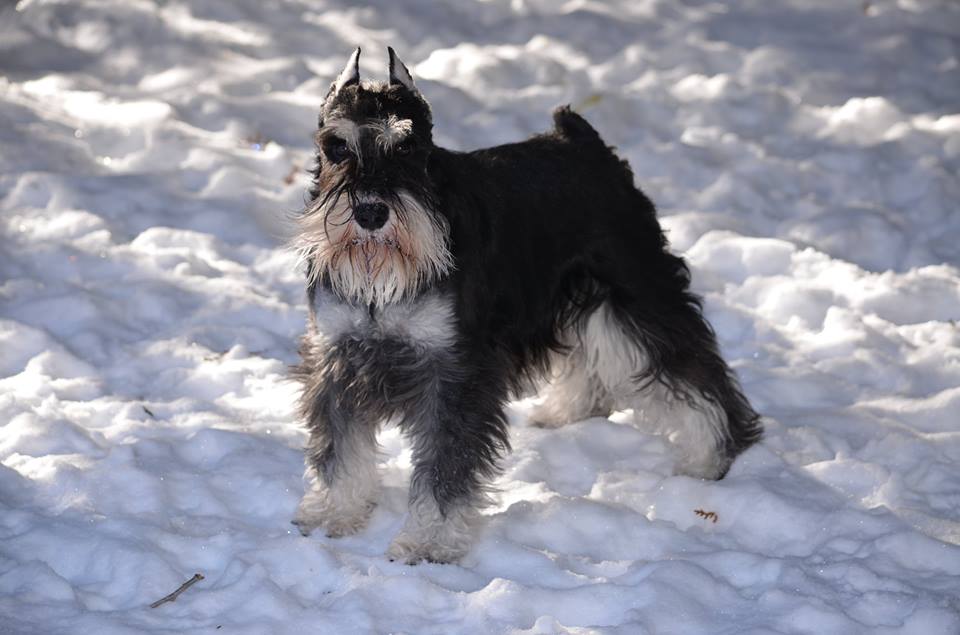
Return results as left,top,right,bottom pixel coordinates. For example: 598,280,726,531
387,532,466,565
670,446,732,481
528,404,579,429
294,490,376,538
386,500,476,564
529,400,609,429
529,416,567,429
528,401,575,429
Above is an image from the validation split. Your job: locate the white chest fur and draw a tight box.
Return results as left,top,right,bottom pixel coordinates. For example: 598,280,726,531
311,288,457,351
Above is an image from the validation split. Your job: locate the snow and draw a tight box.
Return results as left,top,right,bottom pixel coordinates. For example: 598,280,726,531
1,0,959,632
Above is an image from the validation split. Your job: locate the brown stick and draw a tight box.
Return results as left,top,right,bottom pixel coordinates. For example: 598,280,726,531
693,508,719,523
149,573,204,608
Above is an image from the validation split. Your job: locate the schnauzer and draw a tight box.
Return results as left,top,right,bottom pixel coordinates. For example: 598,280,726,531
292,47,762,564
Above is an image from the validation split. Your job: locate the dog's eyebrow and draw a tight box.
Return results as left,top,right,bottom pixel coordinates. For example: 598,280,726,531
366,115,413,150
323,118,362,159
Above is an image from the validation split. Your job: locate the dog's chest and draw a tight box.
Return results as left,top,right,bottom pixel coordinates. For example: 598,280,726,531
311,289,457,350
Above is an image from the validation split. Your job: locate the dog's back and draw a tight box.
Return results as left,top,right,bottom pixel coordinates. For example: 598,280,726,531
430,106,667,363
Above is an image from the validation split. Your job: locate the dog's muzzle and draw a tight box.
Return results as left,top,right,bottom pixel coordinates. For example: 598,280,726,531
353,201,390,230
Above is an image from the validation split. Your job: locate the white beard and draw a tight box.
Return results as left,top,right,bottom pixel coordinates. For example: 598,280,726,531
295,191,453,307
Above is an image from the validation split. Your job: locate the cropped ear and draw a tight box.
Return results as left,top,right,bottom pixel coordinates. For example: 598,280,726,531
330,47,361,99
387,47,418,94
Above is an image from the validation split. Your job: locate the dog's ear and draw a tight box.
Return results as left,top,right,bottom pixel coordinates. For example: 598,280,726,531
320,47,361,126
387,47,419,94
329,47,361,100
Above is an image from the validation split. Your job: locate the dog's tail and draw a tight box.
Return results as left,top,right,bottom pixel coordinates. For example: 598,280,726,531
552,106,604,145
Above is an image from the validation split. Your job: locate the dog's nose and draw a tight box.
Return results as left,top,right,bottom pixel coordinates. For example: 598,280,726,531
353,201,390,230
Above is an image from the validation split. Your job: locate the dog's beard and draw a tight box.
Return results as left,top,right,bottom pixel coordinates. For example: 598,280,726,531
296,190,452,307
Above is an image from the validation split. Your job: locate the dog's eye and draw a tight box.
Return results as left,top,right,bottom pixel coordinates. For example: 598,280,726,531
395,139,416,156
324,137,351,163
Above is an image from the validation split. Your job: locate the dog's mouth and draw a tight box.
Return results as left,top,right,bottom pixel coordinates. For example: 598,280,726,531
349,234,400,249
344,231,405,275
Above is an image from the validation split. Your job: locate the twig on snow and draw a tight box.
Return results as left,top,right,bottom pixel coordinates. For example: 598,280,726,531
149,573,204,608
694,508,718,523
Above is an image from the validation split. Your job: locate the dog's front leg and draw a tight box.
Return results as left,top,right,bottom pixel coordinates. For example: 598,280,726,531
388,371,508,565
293,354,381,538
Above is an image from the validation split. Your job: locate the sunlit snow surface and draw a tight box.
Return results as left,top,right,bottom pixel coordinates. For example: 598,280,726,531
2,0,960,633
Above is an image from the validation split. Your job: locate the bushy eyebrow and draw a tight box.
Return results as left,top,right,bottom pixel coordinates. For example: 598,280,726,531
319,116,415,167
367,115,414,150
322,119,362,157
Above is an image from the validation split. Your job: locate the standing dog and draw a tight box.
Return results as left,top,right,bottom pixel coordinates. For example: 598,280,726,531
292,48,761,564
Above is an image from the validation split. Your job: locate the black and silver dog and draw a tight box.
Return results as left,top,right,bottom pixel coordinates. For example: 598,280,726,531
292,48,761,564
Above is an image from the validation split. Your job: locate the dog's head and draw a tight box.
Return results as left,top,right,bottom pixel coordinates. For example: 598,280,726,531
297,47,452,307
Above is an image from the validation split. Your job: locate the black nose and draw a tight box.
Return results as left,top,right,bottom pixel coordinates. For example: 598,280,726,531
353,202,389,230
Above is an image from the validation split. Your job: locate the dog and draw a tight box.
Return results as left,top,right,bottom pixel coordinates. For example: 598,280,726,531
291,47,762,564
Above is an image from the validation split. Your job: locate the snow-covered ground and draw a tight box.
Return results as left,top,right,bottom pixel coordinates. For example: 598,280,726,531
2,0,959,632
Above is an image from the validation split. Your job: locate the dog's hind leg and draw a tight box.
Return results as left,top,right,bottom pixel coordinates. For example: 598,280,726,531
531,300,649,427
626,376,736,480
529,343,613,428
602,266,761,479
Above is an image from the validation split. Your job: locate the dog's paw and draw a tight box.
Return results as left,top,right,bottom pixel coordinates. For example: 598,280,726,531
322,501,376,538
294,491,376,538
387,532,466,565
291,517,319,537
528,416,567,429
527,405,570,429
673,459,730,481
529,401,609,429
670,446,732,481
386,502,476,565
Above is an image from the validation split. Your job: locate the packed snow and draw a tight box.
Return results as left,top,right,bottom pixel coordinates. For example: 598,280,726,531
2,0,960,632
